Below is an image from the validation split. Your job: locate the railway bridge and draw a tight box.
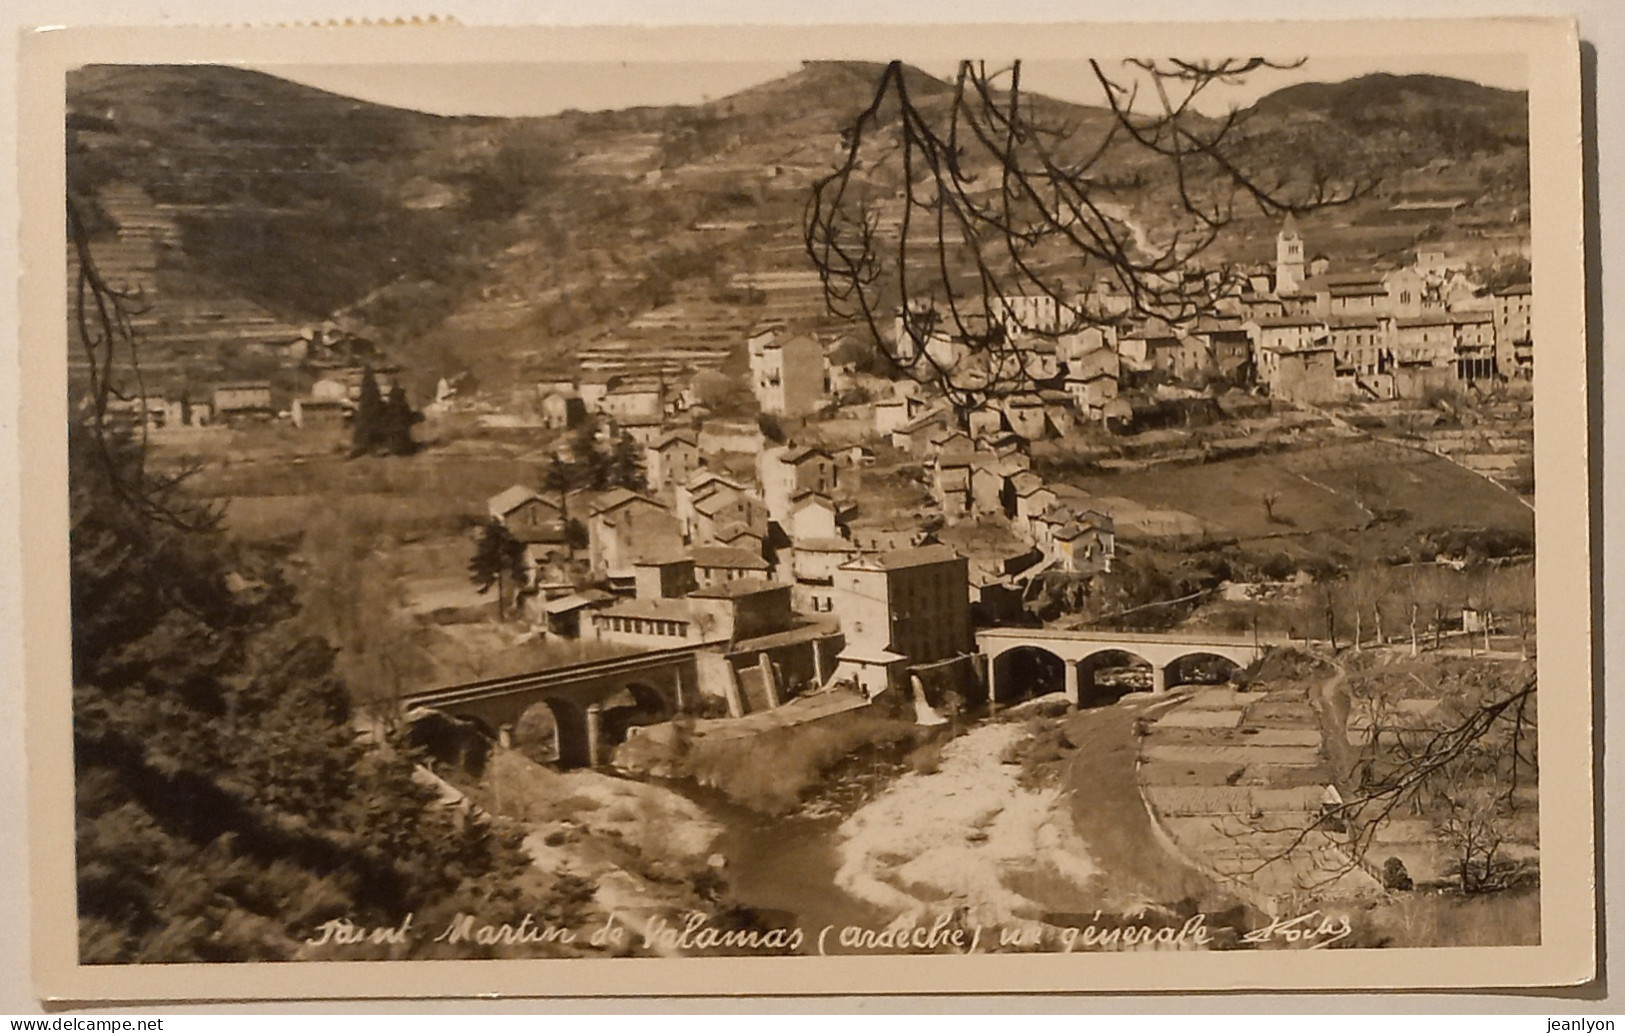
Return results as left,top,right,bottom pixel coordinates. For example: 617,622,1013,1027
976,627,1284,707
398,646,698,769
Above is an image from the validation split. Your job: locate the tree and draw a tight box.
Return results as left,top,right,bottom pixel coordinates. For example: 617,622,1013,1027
65,189,586,964
608,432,648,492
804,59,1373,405
351,368,384,456
468,520,528,620
378,384,424,456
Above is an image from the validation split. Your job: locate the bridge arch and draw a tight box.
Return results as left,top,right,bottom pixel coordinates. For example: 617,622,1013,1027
402,707,496,776
1074,648,1156,706
596,681,674,752
988,644,1069,707
1162,651,1244,691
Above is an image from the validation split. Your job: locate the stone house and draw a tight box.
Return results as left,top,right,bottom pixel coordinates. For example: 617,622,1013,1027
585,489,683,579
691,544,771,586
645,430,702,492
759,444,838,525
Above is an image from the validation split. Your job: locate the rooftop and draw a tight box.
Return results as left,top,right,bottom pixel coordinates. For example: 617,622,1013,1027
841,543,963,572
689,577,788,599
487,484,541,516
690,545,770,570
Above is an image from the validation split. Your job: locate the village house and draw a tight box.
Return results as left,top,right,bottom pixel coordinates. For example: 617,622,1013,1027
1051,511,1117,575
691,544,772,587
714,521,766,554
690,484,768,546
691,579,797,644
787,490,843,541
598,379,666,425
833,545,972,698
789,536,862,615
748,324,828,417
1011,472,1057,538
1188,316,1253,382
541,590,615,640
644,430,703,493
924,425,975,459
1493,282,1533,379
1066,369,1120,418
873,392,930,437
584,489,684,581
890,404,955,454
697,418,765,455
930,462,973,522
290,396,349,430
759,444,838,525
211,381,274,423
1325,314,1390,381
1000,394,1049,441
540,390,587,430
631,554,698,600
675,469,745,536
1450,310,1498,384
970,459,1014,518
590,597,725,649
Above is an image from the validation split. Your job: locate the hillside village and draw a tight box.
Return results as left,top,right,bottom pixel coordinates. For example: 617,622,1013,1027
389,212,1529,720
66,62,1544,948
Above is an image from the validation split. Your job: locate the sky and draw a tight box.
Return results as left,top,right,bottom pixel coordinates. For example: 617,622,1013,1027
261,52,1528,120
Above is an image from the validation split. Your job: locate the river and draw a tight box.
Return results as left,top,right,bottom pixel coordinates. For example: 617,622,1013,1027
671,781,892,936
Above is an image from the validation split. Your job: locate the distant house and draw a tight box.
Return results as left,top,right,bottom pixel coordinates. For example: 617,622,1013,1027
1000,395,1048,441
1011,473,1056,537
590,597,724,649
789,536,862,615
714,521,766,553
585,489,683,579
748,326,828,417
787,490,842,541
873,393,929,437
290,397,350,430
698,418,765,455
933,463,972,521
612,413,667,448
966,405,1004,440
1066,370,1119,418
599,380,665,424
1052,511,1116,575
890,405,954,454
645,430,702,492
540,391,586,431
1492,282,1533,380
691,544,771,587
211,381,274,422
542,590,615,639
631,554,698,600
759,444,838,525
691,484,768,546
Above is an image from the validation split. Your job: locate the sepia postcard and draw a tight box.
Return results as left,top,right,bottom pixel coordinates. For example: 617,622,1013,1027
17,16,1594,1002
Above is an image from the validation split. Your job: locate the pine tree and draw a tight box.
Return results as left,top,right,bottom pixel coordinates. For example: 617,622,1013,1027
468,520,527,620
351,368,383,456
609,432,647,491
379,384,423,456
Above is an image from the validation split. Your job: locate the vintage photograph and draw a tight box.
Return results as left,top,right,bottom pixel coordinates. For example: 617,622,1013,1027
23,18,1593,998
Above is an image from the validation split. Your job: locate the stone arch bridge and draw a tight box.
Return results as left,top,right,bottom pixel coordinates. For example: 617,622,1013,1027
976,627,1283,707
398,646,698,769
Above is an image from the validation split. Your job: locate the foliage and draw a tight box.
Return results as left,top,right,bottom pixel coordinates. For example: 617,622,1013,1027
68,198,573,964
468,520,528,620
71,423,554,963
804,59,1372,404
352,370,423,457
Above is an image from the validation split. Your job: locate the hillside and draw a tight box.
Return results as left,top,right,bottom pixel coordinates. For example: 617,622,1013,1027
65,62,1529,405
